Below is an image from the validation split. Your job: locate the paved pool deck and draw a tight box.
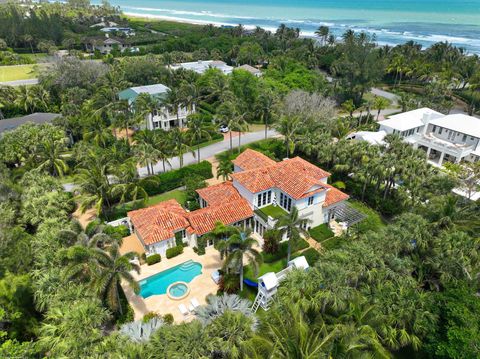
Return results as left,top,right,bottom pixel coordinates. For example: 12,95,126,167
122,246,223,323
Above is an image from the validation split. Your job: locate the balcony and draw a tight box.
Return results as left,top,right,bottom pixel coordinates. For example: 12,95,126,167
254,205,288,227
411,132,475,158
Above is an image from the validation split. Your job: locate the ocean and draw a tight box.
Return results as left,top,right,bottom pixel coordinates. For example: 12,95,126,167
98,0,480,53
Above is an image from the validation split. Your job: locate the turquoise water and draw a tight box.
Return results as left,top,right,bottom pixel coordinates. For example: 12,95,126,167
97,0,480,53
169,282,188,298
139,260,202,298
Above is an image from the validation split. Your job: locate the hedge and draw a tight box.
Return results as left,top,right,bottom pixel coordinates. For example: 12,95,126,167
141,161,213,196
292,248,320,265
263,238,309,263
166,245,184,259
146,254,161,265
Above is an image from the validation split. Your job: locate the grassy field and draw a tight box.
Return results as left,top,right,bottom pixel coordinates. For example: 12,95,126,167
0,64,38,82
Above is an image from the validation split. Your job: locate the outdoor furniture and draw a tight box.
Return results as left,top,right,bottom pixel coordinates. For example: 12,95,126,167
190,298,200,309
178,304,189,317
211,270,221,284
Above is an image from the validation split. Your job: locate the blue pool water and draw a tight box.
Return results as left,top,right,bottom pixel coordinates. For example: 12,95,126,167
169,282,189,298
139,260,202,298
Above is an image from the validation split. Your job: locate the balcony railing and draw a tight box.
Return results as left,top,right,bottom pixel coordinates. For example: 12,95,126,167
412,132,474,157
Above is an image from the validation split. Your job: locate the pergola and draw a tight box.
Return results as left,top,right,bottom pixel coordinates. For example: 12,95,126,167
333,202,367,227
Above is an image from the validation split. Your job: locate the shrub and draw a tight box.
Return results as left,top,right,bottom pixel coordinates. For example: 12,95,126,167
104,224,130,239
146,254,161,265
142,312,160,323
263,238,309,263
262,229,280,254
163,313,174,325
166,245,184,259
292,248,320,265
141,161,213,196
309,224,334,243
218,273,240,294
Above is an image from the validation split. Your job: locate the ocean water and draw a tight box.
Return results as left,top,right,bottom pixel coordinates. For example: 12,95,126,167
100,0,480,53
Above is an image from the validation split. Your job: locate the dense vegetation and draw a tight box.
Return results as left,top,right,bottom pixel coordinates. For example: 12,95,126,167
0,1,479,358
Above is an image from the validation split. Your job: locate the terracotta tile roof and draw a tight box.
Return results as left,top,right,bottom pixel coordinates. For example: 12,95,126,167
323,184,350,207
187,198,253,236
232,148,276,171
231,152,332,200
127,199,189,245
196,181,241,206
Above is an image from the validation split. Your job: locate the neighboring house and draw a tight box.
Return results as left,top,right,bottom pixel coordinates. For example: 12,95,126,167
350,107,480,165
127,149,349,256
90,19,119,28
236,64,262,77
0,112,61,135
170,60,233,75
118,83,194,131
100,27,135,36
85,37,131,54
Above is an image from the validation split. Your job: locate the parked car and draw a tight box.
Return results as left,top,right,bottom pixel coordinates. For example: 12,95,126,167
219,124,229,133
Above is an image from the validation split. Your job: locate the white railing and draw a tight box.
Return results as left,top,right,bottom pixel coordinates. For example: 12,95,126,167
412,133,474,157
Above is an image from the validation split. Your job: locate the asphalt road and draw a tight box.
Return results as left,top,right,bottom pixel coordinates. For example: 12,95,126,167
138,129,278,177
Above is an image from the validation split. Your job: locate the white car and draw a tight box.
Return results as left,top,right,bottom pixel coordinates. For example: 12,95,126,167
219,124,229,133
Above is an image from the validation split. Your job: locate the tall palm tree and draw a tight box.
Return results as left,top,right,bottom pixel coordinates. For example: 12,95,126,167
153,130,173,173
164,88,182,128
274,116,301,158
133,130,160,175
187,115,211,163
230,109,249,153
374,96,390,121
113,161,158,206
315,25,330,46
169,127,194,168
255,89,277,139
216,100,236,152
223,228,262,292
133,93,164,130
275,207,310,263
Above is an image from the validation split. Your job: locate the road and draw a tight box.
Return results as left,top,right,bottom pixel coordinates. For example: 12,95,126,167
0,78,39,86
138,129,278,177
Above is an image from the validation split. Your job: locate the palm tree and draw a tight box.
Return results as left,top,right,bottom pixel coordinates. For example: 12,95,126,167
169,127,194,168
216,100,236,152
275,207,310,263
230,109,249,153
187,115,211,163
274,116,300,158
133,93,163,130
36,138,69,177
223,228,262,292
315,25,330,46
153,130,173,173
112,161,158,206
164,88,182,128
374,96,390,121
255,89,277,139
133,130,161,175
217,159,233,181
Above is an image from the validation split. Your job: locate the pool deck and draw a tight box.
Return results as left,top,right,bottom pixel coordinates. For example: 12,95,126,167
122,246,223,323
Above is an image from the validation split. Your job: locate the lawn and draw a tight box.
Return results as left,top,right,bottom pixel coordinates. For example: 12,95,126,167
243,258,286,281
309,224,334,243
348,199,387,233
0,64,37,82
107,189,187,220
258,204,287,219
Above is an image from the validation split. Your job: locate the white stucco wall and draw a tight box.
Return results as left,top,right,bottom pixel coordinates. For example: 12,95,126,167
146,238,175,256
232,180,255,207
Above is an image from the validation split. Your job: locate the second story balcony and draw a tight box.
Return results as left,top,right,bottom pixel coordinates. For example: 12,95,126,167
254,204,288,227
410,132,475,158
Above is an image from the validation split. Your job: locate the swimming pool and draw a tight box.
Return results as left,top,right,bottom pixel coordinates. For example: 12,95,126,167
139,260,202,299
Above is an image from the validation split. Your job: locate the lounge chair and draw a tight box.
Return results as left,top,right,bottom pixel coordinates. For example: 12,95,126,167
190,298,200,309
178,303,189,317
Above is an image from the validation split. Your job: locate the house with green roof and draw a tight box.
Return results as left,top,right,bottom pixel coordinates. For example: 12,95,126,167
118,84,194,131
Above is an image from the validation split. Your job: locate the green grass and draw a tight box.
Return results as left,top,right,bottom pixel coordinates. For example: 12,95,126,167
0,64,37,82
292,248,321,264
348,200,386,233
258,204,288,219
243,258,286,281
309,224,334,243
107,189,187,220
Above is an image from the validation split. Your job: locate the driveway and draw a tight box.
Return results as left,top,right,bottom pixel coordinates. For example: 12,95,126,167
138,129,278,177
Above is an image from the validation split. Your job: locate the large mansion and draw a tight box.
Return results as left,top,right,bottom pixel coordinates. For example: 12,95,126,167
118,84,194,131
127,149,349,256
349,108,480,166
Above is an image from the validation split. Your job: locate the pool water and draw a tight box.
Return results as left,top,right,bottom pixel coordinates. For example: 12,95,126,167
139,260,202,298
169,283,188,298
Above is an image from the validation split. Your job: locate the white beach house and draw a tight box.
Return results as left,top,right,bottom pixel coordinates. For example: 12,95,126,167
170,60,234,75
126,149,349,256
350,107,480,166
118,84,194,131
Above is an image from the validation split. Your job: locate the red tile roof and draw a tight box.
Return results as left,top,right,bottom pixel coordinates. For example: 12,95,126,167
187,198,253,236
128,199,189,245
196,181,241,206
231,154,332,200
323,184,350,207
232,148,276,171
